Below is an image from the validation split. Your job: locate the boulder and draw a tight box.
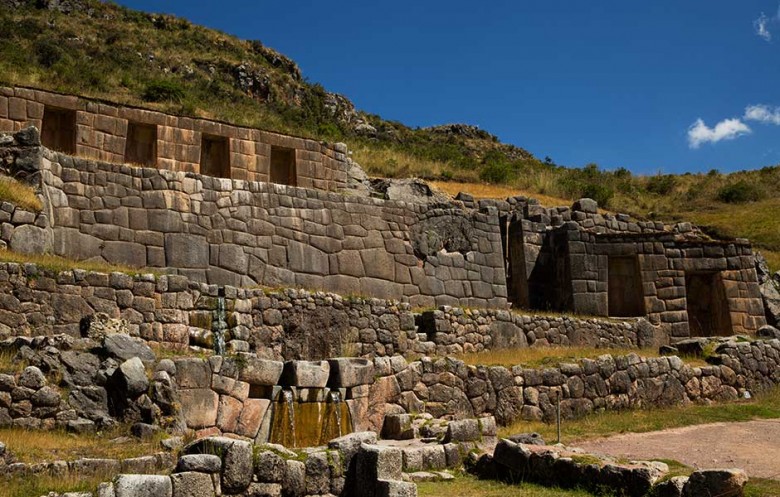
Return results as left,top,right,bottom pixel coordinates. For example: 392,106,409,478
254,450,287,483
116,357,149,397
281,360,330,388
757,325,780,340
683,469,748,497
506,432,546,446
573,198,598,214
103,334,155,363
18,366,46,389
653,476,687,497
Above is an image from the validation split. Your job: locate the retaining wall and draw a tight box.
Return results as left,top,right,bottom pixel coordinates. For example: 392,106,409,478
0,263,639,359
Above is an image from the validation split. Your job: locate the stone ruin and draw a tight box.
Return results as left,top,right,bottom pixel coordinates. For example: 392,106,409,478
0,85,768,343
0,86,775,497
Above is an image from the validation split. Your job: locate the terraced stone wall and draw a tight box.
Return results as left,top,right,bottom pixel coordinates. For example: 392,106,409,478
0,86,348,190
374,338,780,428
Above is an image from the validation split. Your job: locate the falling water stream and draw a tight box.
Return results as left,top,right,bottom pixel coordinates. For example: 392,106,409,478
269,388,352,448
212,292,227,356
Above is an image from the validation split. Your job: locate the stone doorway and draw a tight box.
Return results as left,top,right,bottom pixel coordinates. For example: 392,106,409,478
506,219,529,308
200,134,230,178
41,106,76,154
608,256,645,317
270,146,297,186
685,272,733,337
124,122,157,166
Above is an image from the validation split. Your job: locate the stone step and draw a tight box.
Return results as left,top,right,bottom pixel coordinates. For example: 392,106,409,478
403,470,455,483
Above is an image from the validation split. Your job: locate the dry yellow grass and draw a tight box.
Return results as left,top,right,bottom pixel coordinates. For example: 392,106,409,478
430,180,572,207
451,346,708,369
0,177,42,212
0,249,157,275
763,250,780,273
7,472,113,497
0,348,26,373
351,146,470,181
0,427,166,463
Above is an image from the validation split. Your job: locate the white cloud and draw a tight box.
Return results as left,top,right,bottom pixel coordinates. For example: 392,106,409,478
687,118,751,149
744,104,780,125
755,13,772,41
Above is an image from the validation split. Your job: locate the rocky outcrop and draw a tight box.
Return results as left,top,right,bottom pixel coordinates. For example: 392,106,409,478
756,253,780,326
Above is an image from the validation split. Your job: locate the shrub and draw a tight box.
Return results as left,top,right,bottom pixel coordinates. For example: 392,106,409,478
479,158,515,184
581,183,614,207
34,38,64,68
716,181,763,203
142,79,186,103
646,174,676,195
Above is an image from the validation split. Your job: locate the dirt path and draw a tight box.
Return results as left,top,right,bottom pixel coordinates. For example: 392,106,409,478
575,419,780,480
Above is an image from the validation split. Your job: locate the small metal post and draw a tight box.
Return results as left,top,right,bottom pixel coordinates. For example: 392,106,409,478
556,390,561,444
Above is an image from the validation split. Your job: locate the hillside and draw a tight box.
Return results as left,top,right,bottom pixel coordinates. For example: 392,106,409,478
0,0,778,270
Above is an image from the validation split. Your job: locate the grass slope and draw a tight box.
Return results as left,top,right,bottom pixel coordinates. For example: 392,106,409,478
1,1,777,271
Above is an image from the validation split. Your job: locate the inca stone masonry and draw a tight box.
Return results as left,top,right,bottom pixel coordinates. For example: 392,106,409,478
0,85,767,342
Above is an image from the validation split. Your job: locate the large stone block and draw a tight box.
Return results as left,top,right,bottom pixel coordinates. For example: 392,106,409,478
236,354,284,386
183,437,253,494
281,360,330,388
327,358,375,388
103,241,146,268
114,475,172,497
165,233,209,269
171,472,214,497
179,389,219,429
10,224,52,255
682,469,748,497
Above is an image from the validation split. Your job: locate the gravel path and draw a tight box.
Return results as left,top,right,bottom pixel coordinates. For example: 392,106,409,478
575,419,780,480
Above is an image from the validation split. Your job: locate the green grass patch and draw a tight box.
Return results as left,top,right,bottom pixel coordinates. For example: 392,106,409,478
499,387,780,443
417,473,596,497
7,473,112,497
0,426,168,463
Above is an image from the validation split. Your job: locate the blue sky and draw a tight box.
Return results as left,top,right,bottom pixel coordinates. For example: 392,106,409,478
117,1,780,174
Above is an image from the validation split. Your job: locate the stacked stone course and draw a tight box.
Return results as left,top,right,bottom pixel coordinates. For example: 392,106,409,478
0,263,639,358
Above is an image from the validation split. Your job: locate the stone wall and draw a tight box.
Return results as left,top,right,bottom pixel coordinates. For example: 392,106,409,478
79,433,416,497
0,263,638,358
1,128,509,308
0,86,348,191
373,338,780,428
492,193,766,338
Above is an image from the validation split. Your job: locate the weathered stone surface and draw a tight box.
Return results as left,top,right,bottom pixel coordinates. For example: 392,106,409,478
682,469,748,497
179,389,219,429
176,454,222,474
236,355,284,386
116,357,149,397
281,360,330,388
171,471,214,497
182,437,253,493
165,234,209,268
18,366,46,389
443,418,481,443
10,224,52,255
328,357,375,388
114,474,172,497
103,334,156,363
